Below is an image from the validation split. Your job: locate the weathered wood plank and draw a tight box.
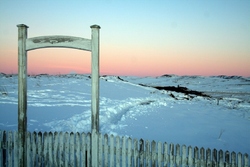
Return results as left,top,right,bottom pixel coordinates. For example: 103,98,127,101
110,134,115,167
237,153,242,167
53,132,59,167
116,136,121,167
200,147,205,167
26,36,92,51
58,132,64,166
182,145,187,166
225,151,230,167
134,139,139,167
188,146,193,167
244,154,249,167
169,143,174,167
86,133,91,167
231,152,236,167
163,142,168,167
14,131,19,167
0,131,2,166
122,136,126,167
206,148,212,167
75,132,80,167
219,150,224,167
152,140,156,167
128,137,132,167
139,139,144,166
69,132,75,167
26,131,31,167
145,140,151,167
104,134,109,167
80,132,86,167
98,133,103,166
175,144,181,167
64,132,69,167
194,146,199,167
157,142,162,167
48,132,53,166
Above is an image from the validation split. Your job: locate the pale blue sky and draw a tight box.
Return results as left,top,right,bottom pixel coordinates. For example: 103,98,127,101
0,0,250,76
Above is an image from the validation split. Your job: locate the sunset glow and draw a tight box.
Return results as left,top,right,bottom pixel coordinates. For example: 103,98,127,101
0,1,249,77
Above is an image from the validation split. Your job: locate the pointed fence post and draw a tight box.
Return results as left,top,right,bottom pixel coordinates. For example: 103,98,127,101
17,24,28,167
90,24,101,167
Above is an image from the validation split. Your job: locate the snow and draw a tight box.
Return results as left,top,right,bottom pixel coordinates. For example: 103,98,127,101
0,73,249,155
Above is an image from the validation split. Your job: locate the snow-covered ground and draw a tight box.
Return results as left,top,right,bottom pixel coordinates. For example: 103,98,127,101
0,73,249,155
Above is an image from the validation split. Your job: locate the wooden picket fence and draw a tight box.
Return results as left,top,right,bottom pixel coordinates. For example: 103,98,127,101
0,130,249,167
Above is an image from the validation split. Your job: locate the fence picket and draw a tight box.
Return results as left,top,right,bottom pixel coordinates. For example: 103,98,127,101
75,132,80,167
212,149,218,167
116,135,121,167
80,132,86,167
152,140,156,167
182,145,187,166
163,142,168,166
128,137,132,167
157,142,162,167
26,131,31,167
231,152,236,167
110,134,115,167
175,144,181,167
122,136,126,167
37,132,43,167
219,150,224,167
206,148,211,167
188,146,193,166
200,147,205,167
139,139,144,166
225,151,230,167
133,138,138,166
14,131,18,167
145,140,151,166
0,130,249,167
69,132,75,167
169,143,174,167
194,146,199,167
238,153,242,167
99,133,103,166
59,132,64,166
53,132,59,167
244,154,249,167
104,134,109,167
48,132,53,166
86,133,91,167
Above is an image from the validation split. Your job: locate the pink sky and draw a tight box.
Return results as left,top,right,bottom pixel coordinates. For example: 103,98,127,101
0,1,250,77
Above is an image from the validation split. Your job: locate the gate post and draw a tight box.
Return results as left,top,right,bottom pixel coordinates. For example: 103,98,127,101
17,24,28,167
90,25,101,167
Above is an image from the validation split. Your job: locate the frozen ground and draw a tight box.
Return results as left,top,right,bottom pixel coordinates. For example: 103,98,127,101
0,73,249,155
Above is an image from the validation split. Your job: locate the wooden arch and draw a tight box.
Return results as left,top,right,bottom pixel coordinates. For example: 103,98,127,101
17,24,100,167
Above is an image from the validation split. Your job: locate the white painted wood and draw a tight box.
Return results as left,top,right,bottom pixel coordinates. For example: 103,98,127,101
127,137,132,167
163,142,168,166
122,136,126,167
17,24,28,167
98,133,103,166
157,142,162,167
53,132,59,166
26,36,91,51
175,144,181,167
110,135,114,167
116,136,120,167
69,132,75,167
75,132,80,167
37,132,42,166
26,132,31,167
133,139,138,166
64,132,69,167
90,24,101,167
104,134,109,167
182,145,187,166
87,133,91,167
80,132,86,167
59,132,64,166
145,140,150,166
152,140,156,167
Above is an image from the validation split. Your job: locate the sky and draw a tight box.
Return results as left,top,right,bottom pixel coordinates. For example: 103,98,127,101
0,0,250,77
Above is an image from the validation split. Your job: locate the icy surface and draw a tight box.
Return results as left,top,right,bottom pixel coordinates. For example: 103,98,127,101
0,73,249,155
